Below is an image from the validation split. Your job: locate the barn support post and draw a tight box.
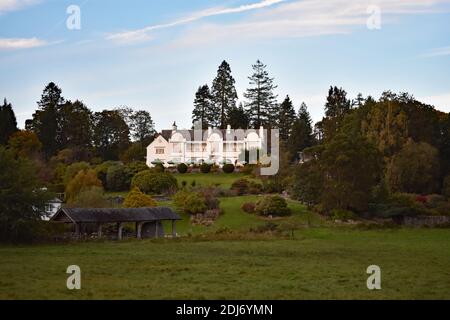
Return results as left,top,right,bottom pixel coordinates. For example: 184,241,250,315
97,224,103,238
155,221,159,239
136,222,144,239
172,220,177,238
117,223,123,241
74,223,80,239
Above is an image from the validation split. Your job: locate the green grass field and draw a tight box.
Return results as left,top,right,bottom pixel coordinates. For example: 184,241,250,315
174,172,251,189
1,228,450,299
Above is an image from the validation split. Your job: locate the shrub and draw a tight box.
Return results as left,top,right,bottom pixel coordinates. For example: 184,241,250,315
222,164,235,174
191,180,197,187
63,162,90,185
241,202,256,214
173,190,207,215
331,209,355,221
106,165,131,192
262,178,283,194
254,196,291,217
380,193,428,218
177,163,188,174
131,170,178,195
200,163,211,173
153,163,165,173
241,164,257,176
123,187,157,208
65,169,103,202
231,178,249,195
67,186,109,208
249,181,263,195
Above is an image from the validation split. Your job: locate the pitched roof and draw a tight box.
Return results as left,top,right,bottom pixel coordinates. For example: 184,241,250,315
50,207,181,223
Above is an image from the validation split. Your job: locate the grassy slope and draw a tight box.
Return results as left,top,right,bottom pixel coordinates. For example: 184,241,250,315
1,228,450,299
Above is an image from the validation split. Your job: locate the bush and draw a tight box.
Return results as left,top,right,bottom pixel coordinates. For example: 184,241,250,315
173,190,207,215
331,209,355,221
249,181,263,195
231,178,249,195
153,163,165,173
106,165,131,192
222,164,235,174
123,187,157,208
262,178,283,194
200,163,211,173
63,162,90,185
177,163,188,174
67,186,109,208
131,170,178,195
65,169,103,202
241,202,256,214
254,196,291,217
380,193,428,218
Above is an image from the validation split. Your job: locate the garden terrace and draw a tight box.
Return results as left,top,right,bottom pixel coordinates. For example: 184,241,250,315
50,207,181,240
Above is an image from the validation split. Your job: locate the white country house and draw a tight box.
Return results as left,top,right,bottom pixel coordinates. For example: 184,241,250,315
146,122,264,167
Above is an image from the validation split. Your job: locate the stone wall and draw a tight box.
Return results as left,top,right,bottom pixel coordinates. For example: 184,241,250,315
403,216,450,227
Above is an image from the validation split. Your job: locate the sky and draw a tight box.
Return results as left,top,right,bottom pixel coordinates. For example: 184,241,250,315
1,0,450,131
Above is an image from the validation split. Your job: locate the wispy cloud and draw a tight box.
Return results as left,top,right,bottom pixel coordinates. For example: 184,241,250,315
107,0,285,44
422,46,450,58
0,0,40,14
169,0,450,48
0,37,47,50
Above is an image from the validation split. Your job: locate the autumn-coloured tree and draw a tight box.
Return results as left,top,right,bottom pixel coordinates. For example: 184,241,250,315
65,169,102,202
123,187,157,208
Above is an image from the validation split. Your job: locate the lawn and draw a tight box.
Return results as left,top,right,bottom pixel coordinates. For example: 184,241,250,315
173,172,250,189
161,195,325,236
1,228,450,299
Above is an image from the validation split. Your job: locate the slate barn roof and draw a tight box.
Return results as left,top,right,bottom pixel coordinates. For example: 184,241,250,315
51,207,181,224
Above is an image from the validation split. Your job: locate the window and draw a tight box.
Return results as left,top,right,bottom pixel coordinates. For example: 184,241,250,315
156,148,165,155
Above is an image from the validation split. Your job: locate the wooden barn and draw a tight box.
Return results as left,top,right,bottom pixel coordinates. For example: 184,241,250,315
50,207,181,240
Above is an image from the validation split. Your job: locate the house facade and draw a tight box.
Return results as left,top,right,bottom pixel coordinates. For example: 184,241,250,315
146,122,264,167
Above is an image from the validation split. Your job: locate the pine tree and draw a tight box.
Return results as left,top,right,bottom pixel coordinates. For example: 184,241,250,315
322,86,352,141
211,61,238,129
244,60,278,128
227,104,250,129
278,95,296,141
31,82,65,157
287,102,314,161
0,99,18,145
192,85,214,129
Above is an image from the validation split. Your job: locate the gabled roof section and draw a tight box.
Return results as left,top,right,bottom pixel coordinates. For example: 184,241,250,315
50,207,181,223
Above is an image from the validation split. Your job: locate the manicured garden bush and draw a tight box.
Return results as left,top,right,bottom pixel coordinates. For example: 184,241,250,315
173,190,207,215
177,163,188,174
200,163,211,174
231,178,249,195
222,163,235,174
131,170,178,195
254,195,291,217
153,163,165,173
123,187,157,208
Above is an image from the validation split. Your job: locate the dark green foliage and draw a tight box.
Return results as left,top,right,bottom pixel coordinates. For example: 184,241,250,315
231,178,250,195
192,85,214,129
173,190,207,215
131,170,178,195
129,110,155,145
254,195,291,217
287,102,314,161
31,82,65,157
200,163,211,173
442,175,450,199
278,96,296,141
177,163,188,174
211,61,238,128
227,104,250,129
321,86,352,141
153,163,165,173
106,165,131,192
93,110,130,161
387,139,440,194
290,158,324,206
321,133,381,213
120,142,146,163
244,60,278,128
59,100,93,150
0,99,18,145
0,147,51,242
222,164,235,174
